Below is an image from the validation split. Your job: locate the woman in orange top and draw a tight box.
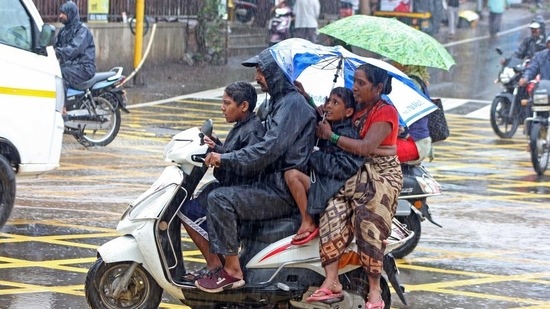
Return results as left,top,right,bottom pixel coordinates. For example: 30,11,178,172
307,63,402,309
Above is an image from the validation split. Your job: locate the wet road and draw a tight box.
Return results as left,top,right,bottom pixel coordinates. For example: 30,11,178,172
4,93,550,308
3,7,550,309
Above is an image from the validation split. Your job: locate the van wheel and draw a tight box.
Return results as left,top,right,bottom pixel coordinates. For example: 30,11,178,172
0,155,16,228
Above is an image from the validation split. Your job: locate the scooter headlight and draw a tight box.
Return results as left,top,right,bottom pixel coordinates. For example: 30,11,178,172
164,139,192,162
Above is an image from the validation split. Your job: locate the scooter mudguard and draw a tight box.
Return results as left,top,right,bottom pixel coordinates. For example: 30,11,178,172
384,254,408,305
97,235,145,265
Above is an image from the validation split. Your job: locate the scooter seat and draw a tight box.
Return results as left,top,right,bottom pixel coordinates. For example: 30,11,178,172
239,214,300,244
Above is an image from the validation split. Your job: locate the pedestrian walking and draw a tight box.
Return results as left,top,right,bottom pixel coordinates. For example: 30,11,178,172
292,0,321,43
447,0,460,39
488,0,509,38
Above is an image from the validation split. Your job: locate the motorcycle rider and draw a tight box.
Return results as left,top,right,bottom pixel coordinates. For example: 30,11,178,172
198,49,317,293
519,36,550,87
512,21,546,61
54,1,96,91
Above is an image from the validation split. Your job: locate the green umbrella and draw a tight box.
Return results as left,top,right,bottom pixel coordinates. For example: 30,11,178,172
318,15,456,71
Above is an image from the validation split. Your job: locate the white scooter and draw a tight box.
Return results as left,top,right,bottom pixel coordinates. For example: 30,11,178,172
84,120,414,309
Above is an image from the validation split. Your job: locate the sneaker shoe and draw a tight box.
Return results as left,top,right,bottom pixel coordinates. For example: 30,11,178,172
195,268,245,293
181,266,211,282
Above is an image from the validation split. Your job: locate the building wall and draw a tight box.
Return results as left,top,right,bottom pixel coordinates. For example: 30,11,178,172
74,21,195,73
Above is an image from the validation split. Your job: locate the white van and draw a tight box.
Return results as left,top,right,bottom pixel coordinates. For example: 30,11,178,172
0,0,65,227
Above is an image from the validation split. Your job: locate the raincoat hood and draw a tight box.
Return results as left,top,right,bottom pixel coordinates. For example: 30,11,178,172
256,49,296,102
60,1,80,25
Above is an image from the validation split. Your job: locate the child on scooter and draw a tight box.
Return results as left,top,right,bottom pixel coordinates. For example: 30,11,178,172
179,81,265,281
284,86,365,245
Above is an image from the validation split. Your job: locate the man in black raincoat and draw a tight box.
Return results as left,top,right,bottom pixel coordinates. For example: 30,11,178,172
197,49,317,293
54,1,96,88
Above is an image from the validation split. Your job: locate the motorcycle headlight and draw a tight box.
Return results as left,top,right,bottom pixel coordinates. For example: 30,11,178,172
533,93,550,105
499,67,515,84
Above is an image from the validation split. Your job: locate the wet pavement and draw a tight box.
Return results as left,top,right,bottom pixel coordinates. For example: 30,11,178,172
2,3,550,309
4,91,550,308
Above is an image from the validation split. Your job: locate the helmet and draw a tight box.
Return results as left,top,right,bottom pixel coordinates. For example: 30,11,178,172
529,22,541,29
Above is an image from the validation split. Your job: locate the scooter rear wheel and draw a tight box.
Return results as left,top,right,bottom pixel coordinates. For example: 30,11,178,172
79,96,121,147
85,258,163,309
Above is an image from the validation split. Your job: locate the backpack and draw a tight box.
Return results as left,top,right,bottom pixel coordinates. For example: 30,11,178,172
410,75,450,143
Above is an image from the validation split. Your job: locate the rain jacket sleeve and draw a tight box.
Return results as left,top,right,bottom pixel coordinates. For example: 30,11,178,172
213,115,266,184
220,92,316,175
308,129,364,178
523,50,550,81
55,26,93,64
54,21,95,68
306,123,365,215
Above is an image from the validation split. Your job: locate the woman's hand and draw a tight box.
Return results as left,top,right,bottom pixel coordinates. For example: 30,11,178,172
316,120,332,140
205,152,221,168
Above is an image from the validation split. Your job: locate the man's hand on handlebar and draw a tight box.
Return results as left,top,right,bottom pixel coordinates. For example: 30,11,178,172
205,152,221,168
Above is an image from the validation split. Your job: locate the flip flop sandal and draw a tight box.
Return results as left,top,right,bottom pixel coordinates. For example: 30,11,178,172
305,287,344,303
290,227,319,245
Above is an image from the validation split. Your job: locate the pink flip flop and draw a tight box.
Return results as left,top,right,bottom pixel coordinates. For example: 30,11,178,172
291,227,319,245
305,287,343,303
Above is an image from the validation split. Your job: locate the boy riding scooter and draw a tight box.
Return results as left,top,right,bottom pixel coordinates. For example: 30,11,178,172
178,81,265,282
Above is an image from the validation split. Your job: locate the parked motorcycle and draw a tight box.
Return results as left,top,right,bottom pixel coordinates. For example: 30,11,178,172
234,0,258,24
64,66,129,147
84,119,413,309
524,80,550,175
392,164,442,259
267,4,293,46
490,48,530,138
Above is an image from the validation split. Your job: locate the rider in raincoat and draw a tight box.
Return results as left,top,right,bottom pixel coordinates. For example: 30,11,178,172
54,1,96,88
197,48,317,292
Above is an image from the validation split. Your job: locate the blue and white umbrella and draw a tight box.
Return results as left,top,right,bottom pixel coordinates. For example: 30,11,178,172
268,38,437,126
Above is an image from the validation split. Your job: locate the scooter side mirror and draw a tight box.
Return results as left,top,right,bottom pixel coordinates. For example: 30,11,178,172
199,119,214,145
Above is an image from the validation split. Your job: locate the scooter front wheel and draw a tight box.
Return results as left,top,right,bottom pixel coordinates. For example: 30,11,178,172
85,258,163,309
